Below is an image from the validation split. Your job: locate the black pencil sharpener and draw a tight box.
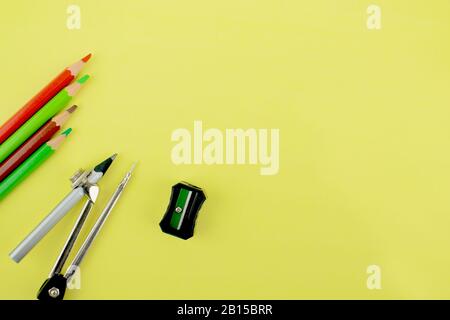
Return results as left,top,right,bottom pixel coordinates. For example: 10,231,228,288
159,182,206,240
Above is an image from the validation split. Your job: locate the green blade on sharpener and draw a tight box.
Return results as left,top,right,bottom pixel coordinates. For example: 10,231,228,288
160,182,206,240
170,188,192,230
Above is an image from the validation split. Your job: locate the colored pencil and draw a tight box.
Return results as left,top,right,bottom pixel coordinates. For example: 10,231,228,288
0,129,72,201
0,105,77,182
0,54,90,144
0,75,88,163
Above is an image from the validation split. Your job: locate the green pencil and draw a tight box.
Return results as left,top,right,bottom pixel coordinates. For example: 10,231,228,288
0,129,72,201
0,75,88,163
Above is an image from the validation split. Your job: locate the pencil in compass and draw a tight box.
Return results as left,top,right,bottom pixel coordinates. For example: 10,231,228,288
0,105,77,182
0,129,72,201
0,54,91,144
9,153,117,263
0,75,89,163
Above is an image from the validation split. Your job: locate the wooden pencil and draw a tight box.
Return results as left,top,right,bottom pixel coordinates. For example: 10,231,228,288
0,54,90,144
0,129,72,201
0,75,89,163
0,105,77,182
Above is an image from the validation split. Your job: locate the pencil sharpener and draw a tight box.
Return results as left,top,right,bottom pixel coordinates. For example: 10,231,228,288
160,182,206,240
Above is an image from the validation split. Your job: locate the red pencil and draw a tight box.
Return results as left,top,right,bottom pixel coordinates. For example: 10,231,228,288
0,54,90,144
0,105,77,182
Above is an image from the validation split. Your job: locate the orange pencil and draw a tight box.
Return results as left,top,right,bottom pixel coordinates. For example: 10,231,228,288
0,54,91,144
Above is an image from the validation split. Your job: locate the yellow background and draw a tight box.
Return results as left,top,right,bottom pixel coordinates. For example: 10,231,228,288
1,0,450,299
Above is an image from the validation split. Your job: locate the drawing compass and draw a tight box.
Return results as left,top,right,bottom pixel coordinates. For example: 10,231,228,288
10,154,117,263
36,163,136,300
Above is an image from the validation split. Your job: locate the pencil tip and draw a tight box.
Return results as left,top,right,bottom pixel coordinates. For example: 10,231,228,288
67,105,78,113
77,74,90,84
94,154,117,175
82,53,92,62
62,128,72,136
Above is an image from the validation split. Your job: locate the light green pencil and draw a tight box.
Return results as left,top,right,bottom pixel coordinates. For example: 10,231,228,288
0,129,72,201
0,75,88,163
